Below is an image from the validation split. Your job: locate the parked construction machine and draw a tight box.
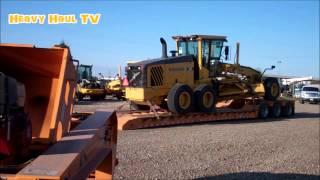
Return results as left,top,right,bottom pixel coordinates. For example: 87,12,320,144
125,35,280,114
76,64,106,101
105,66,126,100
106,78,125,100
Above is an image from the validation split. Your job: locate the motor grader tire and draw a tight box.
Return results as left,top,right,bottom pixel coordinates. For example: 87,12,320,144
194,84,216,112
259,102,269,119
263,78,280,101
167,84,194,114
270,102,281,118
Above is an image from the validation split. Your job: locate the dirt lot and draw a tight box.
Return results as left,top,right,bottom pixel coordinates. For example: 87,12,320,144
75,98,320,179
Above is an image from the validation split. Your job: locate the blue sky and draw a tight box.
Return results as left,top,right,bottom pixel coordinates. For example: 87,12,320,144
1,0,319,78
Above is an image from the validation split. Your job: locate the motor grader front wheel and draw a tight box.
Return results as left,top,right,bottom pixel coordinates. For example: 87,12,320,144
194,84,216,112
167,84,194,114
263,78,280,100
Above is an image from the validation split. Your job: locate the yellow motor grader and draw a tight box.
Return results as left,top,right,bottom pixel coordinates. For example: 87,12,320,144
125,35,280,114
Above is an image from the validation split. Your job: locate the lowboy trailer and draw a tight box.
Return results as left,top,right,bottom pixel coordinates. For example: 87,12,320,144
117,98,295,130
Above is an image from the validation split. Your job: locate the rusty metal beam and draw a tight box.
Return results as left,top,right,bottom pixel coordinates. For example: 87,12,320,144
12,110,117,180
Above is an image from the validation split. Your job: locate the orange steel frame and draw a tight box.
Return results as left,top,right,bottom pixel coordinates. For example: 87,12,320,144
0,44,77,143
1,111,118,180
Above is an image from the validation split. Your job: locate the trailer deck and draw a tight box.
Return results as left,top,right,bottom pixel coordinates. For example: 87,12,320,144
117,98,295,130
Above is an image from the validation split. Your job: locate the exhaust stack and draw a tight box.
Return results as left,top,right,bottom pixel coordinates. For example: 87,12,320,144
236,42,240,65
160,37,168,58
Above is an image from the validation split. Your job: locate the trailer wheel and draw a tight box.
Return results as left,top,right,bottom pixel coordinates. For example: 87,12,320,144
194,85,216,112
167,84,194,114
259,103,269,119
282,102,293,116
263,78,280,101
270,102,281,118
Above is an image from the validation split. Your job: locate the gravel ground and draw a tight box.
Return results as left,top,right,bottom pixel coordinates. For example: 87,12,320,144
75,99,320,179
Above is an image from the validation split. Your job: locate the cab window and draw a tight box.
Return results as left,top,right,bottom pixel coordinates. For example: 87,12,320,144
211,41,223,59
202,40,224,68
178,41,198,57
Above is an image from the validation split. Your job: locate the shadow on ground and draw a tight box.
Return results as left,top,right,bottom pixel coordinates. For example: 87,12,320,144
293,112,320,119
195,172,319,180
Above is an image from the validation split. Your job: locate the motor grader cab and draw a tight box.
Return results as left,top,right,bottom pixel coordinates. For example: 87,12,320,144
125,35,280,114
76,64,106,101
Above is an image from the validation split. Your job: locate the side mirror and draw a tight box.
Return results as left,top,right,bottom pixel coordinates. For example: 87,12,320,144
224,46,229,60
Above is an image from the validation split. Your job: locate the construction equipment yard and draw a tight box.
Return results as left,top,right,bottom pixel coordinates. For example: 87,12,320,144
74,98,320,179
1,1,319,179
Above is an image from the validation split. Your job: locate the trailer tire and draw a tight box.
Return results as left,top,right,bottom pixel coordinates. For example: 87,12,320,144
263,78,280,101
282,102,293,116
167,84,194,114
270,102,281,118
259,103,269,119
194,85,216,112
